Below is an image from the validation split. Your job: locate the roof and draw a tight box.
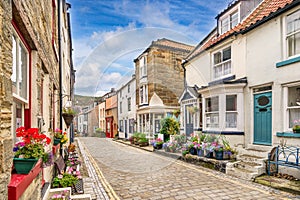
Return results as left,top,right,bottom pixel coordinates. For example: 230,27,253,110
151,38,194,52
134,38,194,61
186,0,296,61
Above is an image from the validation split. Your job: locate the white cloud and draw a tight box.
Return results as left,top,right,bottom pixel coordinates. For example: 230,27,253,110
72,0,229,96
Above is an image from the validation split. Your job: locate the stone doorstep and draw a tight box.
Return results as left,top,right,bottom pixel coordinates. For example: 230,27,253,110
226,165,258,181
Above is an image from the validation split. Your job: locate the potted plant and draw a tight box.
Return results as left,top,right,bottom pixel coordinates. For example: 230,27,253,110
160,117,180,142
150,138,163,149
54,128,68,145
138,136,149,147
62,107,76,128
173,109,181,118
292,120,300,133
52,173,78,188
13,127,51,174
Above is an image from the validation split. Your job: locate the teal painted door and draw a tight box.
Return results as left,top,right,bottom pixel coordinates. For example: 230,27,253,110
254,92,272,145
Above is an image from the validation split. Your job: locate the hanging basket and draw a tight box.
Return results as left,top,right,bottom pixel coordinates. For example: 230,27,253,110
62,113,74,128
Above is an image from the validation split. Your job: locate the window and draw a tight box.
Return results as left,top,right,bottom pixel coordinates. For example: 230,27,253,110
128,84,130,93
226,95,237,128
139,56,147,78
205,96,219,128
119,120,123,132
287,86,300,129
128,97,131,111
213,47,231,79
11,31,29,135
139,85,148,105
120,101,122,114
230,11,238,28
286,9,300,57
12,34,29,101
220,10,239,34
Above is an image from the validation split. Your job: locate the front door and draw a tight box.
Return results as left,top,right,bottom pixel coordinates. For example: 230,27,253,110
185,105,194,136
254,92,272,145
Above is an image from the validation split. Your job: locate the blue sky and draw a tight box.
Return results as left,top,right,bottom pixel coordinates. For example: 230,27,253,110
68,0,232,96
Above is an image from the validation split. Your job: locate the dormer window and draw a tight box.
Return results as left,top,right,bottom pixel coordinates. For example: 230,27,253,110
219,9,239,34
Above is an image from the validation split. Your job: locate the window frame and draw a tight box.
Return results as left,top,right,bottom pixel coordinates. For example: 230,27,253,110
219,8,239,34
212,46,232,80
283,84,300,132
285,8,300,58
139,84,148,105
139,56,147,78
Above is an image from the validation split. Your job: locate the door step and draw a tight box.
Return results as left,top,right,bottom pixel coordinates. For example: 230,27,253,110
226,149,268,181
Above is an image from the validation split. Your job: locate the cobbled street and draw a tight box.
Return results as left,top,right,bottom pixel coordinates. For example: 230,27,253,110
79,137,296,200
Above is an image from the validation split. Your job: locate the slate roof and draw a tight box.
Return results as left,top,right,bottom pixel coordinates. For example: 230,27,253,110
186,0,297,61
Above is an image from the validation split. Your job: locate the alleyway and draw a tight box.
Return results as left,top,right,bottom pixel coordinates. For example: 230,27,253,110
78,137,297,200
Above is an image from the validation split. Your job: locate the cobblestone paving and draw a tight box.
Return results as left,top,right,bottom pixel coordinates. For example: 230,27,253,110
79,137,298,200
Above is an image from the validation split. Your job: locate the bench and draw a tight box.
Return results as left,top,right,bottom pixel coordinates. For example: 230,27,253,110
267,145,300,175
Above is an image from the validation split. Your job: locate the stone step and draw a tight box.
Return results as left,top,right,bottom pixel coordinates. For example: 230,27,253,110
226,162,258,180
237,154,266,164
233,160,265,174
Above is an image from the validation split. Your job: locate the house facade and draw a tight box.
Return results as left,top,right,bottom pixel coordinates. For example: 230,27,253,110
98,100,106,133
184,0,299,178
117,75,137,139
134,38,194,138
0,0,74,199
105,90,118,138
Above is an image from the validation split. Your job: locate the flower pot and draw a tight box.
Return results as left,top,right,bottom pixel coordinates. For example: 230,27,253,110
13,158,38,174
215,151,224,160
204,150,213,158
197,149,204,157
189,147,197,155
54,138,61,145
62,113,74,128
293,129,300,133
156,143,163,149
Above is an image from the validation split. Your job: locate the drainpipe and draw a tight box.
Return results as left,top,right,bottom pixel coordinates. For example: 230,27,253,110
181,60,188,90
58,0,63,131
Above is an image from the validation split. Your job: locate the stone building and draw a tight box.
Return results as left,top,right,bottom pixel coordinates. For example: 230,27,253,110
0,0,73,199
134,38,194,137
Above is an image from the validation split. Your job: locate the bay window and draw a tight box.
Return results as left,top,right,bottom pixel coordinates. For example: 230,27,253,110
213,47,231,79
286,9,300,57
205,96,219,128
226,95,237,128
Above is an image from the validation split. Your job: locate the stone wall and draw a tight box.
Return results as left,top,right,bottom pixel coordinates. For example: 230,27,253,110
0,0,13,198
147,47,187,107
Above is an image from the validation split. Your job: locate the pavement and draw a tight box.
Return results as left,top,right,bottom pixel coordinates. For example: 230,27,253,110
76,137,300,200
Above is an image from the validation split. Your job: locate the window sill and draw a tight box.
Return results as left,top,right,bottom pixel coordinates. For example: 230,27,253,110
276,56,300,68
8,159,42,200
276,132,300,138
203,130,244,135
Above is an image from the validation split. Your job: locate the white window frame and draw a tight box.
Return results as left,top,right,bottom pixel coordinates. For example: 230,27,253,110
12,32,29,103
219,7,239,34
283,83,300,132
212,46,232,80
128,97,131,111
203,93,242,131
205,96,219,128
139,84,148,105
139,56,147,78
11,30,29,138
285,8,300,58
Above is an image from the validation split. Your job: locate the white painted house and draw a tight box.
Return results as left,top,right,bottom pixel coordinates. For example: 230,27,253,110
183,0,300,179
117,75,137,139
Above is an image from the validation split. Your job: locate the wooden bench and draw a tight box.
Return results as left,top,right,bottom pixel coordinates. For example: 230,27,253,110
267,145,300,175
